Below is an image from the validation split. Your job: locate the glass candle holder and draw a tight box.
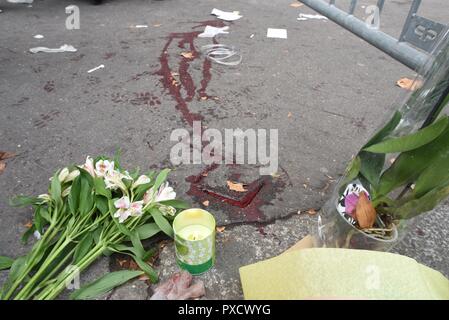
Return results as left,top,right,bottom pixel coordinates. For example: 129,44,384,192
173,208,216,275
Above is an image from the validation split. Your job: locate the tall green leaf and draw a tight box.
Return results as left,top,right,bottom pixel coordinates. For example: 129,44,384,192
149,207,174,238
364,111,402,148
378,125,449,195
132,256,158,283
130,231,145,259
413,149,449,197
70,270,143,300
79,178,94,216
9,195,39,208
93,177,111,199
73,233,94,265
364,116,448,153
152,169,171,193
158,199,190,209
50,172,62,208
384,183,449,219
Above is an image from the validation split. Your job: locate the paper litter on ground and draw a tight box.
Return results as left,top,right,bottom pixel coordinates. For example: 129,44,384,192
87,64,105,73
29,44,77,54
198,25,230,38
211,8,242,21
134,25,148,28
297,13,328,21
266,28,287,39
33,34,44,39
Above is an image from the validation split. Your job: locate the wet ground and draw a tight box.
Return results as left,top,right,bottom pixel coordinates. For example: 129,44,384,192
1,0,448,299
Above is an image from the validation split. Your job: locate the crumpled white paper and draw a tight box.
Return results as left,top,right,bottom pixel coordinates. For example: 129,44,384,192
198,25,230,38
297,13,328,21
211,8,242,21
29,44,77,54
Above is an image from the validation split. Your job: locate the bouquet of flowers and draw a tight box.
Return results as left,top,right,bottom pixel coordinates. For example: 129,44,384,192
315,32,449,250
0,156,188,300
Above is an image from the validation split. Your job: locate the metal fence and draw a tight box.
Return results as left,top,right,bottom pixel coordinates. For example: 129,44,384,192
300,0,448,72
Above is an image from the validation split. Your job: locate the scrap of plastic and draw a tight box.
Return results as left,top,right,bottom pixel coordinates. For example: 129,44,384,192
29,44,77,54
211,8,242,21
297,13,328,21
87,64,105,73
198,25,230,38
266,28,287,39
200,44,242,66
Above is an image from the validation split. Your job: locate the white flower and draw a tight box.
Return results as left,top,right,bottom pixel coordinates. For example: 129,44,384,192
113,196,131,223
58,168,69,183
33,230,42,240
104,170,128,191
128,201,144,217
82,156,96,177
62,186,71,197
132,175,151,189
113,196,143,223
65,169,80,182
95,160,115,177
38,194,51,202
156,182,176,202
143,182,176,204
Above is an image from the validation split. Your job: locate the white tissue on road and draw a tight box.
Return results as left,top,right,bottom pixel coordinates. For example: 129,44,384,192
266,28,287,39
198,25,230,38
211,8,242,21
297,13,328,21
87,64,105,73
33,34,44,39
29,44,77,53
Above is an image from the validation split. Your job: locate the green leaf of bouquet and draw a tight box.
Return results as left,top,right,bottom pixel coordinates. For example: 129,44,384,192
158,199,190,209
385,183,449,220
50,172,62,207
359,151,385,189
363,111,402,148
21,225,35,244
413,149,449,198
39,206,51,223
34,206,44,234
95,195,109,215
73,233,94,265
69,175,82,215
93,177,111,199
150,207,174,238
0,256,14,270
70,270,143,300
134,182,152,201
378,125,449,195
79,178,94,216
130,230,145,259
363,116,448,153
152,169,171,193
9,195,39,207
136,223,161,240
132,255,158,283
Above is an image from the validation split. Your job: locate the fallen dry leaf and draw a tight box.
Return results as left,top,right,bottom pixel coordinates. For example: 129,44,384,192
202,200,209,207
0,162,5,174
153,24,162,27
0,151,15,160
396,77,422,91
290,2,304,8
24,221,33,228
180,52,194,59
201,172,208,177
307,208,317,215
201,96,208,101
216,226,225,233
288,112,292,118
227,180,247,192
